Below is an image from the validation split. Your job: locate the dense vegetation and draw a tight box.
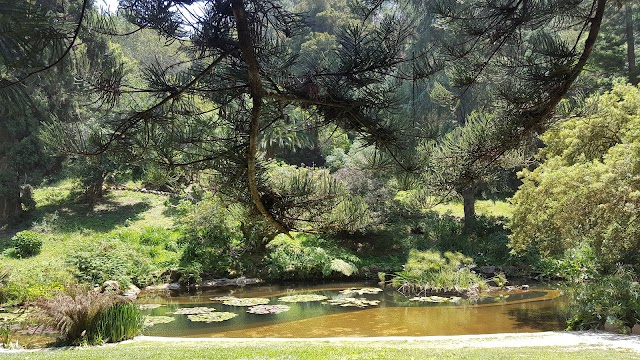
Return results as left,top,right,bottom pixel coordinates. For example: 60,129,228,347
1,0,640,346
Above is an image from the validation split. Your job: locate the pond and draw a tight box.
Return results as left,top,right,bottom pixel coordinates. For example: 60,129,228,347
138,281,568,338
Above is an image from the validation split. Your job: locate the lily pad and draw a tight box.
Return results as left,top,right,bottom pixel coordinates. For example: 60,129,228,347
172,307,215,315
223,297,270,306
324,297,380,308
187,312,238,323
339,287,384,295
247,305,291,315
138,304,164,310
278,294,328,303
210,296,238,302
144,316,176,327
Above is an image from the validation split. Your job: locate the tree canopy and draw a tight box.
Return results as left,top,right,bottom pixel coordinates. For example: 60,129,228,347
510,83,640,270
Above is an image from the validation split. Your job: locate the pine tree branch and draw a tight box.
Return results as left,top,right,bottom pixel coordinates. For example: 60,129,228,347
232,0,291,237
0,0,90,90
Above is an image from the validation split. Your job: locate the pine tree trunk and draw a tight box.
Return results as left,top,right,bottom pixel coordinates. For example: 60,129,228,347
626,4,638,85
462,187,475,230
232,0,290,236
0,129,21,226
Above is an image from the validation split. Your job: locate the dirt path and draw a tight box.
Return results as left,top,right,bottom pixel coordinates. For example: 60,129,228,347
137,331,640,352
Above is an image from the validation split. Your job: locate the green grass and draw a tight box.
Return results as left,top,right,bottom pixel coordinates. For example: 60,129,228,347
0,181,177,304
394,191,513,219
0,340,636,359
431,199,513,218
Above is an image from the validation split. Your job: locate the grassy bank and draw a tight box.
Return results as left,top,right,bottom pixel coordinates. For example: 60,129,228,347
0,181,517,306
0,181,178,304
1,337,637,360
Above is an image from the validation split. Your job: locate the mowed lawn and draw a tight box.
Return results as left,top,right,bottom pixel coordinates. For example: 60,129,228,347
1,339,638,360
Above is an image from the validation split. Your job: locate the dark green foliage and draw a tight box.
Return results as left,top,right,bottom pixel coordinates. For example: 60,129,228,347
87,302,143,344
68,246,133,287
67,229,179,288
177,195,272,277
534,244,600,282
20,184,36,212
417,212,517,267
11,230,43,258
567,269,640,331
265,233,360,279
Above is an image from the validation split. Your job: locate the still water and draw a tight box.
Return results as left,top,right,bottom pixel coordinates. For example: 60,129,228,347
139,281,567,338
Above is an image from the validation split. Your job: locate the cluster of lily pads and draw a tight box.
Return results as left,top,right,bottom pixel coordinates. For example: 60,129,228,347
164,306,238,323
324,298,381,308
246,305,290,314
339,287,384,296
138,304,164,310
278,294,328,303
138,287,386,325
144,316,175,327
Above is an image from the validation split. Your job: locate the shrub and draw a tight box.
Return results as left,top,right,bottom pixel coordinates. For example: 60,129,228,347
265,233,360,279
11,230,43,258
533,244,600,282
68,238,159,287
510,84,640,270
34,286,122,345
417,212,518,267
177,195,272,276
392,249,487,296
567,268,640,331
87,302,143,344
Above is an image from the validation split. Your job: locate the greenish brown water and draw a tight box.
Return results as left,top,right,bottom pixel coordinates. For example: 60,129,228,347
139,282,567,338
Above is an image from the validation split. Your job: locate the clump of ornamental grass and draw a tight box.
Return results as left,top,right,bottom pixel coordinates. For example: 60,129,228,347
33,285,135,345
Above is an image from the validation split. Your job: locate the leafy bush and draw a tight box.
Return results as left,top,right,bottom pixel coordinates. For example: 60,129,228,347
11,230,43,258
0,266,68,306
177,195,272,277
416,212,518,267
87,302,143,344
567,268,640,331
68,238,156,287
34,286,122,345
533,244,600,282
265,233,360,279
392,249,487,296
510,83,640,270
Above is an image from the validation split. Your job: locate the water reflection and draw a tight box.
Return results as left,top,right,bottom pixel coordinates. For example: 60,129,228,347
139,282,567,338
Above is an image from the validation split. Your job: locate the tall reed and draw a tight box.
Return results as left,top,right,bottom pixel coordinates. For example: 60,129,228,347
88,302,143,343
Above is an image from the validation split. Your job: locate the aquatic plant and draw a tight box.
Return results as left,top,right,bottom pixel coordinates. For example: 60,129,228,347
324,298,380,308
409,296,462,303
187,312,237,323
0,326,12,348
172,307,215,315
247,305,290,315
392,250,486,297
138,304,163,310
144,316,176,327
88,302,143,344
277,294,328,303
34,285,122,345
339,288,383,296
223,298,270,306
209,296,239,301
